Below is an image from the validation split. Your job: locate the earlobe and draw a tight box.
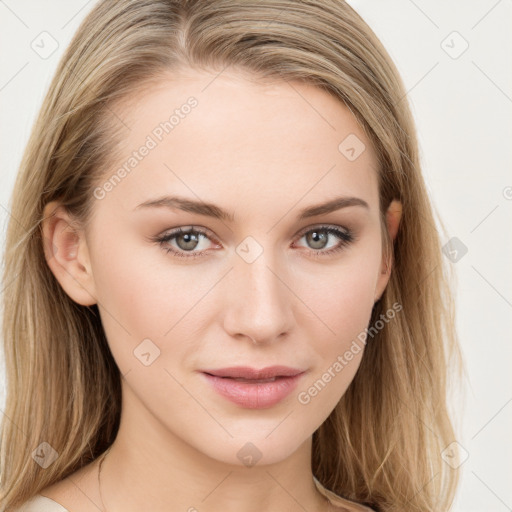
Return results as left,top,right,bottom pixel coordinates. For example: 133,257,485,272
41,201,97,306
374,199,402,302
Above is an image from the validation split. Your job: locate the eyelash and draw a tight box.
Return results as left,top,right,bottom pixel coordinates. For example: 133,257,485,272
152,225,355,260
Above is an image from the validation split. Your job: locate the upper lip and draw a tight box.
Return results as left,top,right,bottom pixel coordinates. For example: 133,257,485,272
201,366,305,379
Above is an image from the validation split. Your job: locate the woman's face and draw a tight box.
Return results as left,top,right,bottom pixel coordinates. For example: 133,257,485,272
45,69,399,466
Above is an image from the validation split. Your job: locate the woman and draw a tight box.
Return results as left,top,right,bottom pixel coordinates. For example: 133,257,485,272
0,1,463,511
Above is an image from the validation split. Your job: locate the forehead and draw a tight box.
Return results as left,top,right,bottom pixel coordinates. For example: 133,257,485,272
97,69,380,219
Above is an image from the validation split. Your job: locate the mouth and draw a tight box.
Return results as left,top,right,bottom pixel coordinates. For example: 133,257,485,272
198,366,307,409
200,365,305,381
203,374,288,384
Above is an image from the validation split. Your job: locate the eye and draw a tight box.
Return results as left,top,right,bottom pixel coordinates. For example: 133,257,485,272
153,226,219,259
293,225,355,258
152,224,355,260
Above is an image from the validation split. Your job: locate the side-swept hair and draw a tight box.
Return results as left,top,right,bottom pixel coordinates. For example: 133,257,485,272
1,1,464,510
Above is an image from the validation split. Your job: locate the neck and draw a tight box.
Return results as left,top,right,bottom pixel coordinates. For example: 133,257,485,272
98,384,330,512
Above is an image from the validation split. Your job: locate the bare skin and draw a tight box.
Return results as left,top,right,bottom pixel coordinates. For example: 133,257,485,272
41,68,401,512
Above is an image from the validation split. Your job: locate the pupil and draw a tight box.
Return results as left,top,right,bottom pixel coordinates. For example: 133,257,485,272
308,230,327,249
179,232,198,250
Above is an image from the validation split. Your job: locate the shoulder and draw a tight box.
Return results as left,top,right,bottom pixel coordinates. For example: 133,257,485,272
10,494,70,512
16,459,101,512
314,476,377,512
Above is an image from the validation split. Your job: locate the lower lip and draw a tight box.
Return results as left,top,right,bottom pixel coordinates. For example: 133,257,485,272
200,372,305,409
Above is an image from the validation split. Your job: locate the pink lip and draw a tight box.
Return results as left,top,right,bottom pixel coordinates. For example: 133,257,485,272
199,366,306,409
201,365,305,379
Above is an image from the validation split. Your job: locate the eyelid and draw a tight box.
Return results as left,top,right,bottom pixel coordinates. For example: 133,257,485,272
292,224,355,254
153,223,355,259
158,226,220,248
155,223,351,244
294,222,351,238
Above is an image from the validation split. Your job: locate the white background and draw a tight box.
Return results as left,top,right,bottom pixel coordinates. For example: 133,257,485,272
1,1,511,510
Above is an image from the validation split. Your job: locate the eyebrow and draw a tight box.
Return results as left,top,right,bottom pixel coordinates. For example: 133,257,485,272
134,195,369,222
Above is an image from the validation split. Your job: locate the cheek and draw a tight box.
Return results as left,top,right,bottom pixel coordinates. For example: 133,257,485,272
292,281,374,421
88,236,179,365
90,235,221,374
310,271,374,380
291,247,381,408
327,268,376,339
296,250,380,345
92,245,165,325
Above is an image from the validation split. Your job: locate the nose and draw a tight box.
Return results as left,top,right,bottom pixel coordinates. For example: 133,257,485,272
222,249,295,346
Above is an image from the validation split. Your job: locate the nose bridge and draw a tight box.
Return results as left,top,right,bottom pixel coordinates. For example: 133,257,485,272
223,240,293,343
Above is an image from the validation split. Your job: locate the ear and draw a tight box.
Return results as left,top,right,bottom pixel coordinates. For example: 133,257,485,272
374,199,402,303
41,201,97,306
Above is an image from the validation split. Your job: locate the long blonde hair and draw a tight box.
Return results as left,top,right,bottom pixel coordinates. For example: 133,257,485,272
0,1,464,510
